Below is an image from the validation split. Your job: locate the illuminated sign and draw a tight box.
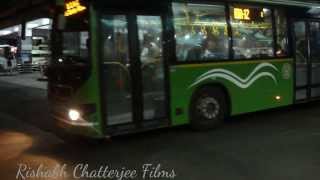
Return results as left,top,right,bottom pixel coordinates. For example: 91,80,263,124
233,7,269,21
234,8,251,20
64,0,87,17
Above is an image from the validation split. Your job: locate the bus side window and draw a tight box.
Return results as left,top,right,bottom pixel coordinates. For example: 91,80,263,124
230,6,274,59
275,9,289,57
172,3,229,62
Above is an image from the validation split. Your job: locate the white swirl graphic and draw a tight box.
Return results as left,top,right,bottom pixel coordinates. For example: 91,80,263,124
188,63,279,89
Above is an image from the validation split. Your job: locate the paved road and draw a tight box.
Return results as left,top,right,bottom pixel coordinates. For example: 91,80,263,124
0,72,47,90
1,79,320,180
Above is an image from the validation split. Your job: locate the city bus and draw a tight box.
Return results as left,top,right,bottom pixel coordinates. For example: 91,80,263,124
48,0,320,138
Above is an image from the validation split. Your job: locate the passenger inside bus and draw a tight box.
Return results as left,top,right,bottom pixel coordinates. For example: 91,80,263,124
296,40,307,63
140,33,162,92
276,43,287,57
202,35,228,60
184,34,228,61
140,33,161,64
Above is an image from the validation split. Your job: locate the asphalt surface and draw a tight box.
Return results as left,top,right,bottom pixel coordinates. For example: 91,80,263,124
0,72,47,90
1,74,320,180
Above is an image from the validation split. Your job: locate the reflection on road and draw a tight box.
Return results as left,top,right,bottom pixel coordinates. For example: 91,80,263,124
0,131,33,161
0,130,69,180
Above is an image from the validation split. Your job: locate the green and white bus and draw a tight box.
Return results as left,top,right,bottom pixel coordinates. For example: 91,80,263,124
48,0,320,138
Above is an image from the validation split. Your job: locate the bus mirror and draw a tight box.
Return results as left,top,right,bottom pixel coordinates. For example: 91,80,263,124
57,14,66,30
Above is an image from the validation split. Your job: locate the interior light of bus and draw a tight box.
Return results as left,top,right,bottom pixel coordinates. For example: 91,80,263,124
234,8,251,20
263,8,269,13
184,34,191,40
64,0,86,17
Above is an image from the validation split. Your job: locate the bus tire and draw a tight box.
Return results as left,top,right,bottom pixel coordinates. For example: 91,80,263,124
190,86,227,130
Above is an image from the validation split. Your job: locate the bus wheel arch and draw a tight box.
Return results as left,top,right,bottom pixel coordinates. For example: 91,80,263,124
189,83,231,130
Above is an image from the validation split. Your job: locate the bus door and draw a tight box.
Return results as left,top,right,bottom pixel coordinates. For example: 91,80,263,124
100,13,168,132
293,20,320,101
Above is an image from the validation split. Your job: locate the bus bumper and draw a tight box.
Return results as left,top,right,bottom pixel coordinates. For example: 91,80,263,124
56,117,100,137
50,106,104,139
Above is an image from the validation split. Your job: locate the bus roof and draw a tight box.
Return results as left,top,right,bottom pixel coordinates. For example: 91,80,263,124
234,0,320,7
90,0,320,8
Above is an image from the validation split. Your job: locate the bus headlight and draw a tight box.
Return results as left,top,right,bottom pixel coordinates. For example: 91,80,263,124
68,109,81,121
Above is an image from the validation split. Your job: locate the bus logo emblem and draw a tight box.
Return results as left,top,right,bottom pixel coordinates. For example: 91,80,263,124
282,63,292,80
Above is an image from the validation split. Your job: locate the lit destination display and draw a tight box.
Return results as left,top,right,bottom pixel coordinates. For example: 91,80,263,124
64,0,87,17
234,8,251,20
233,7,266,21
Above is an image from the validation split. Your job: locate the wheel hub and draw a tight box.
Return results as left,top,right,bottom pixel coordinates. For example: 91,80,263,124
197,97,220,120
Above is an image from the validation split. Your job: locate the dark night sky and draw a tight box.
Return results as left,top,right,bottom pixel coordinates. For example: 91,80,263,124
0,0,319,12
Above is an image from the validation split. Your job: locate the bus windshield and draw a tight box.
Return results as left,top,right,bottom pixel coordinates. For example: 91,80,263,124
62,31,89,59
60,12,89,64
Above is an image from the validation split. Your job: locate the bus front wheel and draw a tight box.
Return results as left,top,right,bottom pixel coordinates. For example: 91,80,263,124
190,86,227,130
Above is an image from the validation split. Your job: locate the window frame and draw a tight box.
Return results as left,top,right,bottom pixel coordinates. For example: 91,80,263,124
171,1,231,62
170,0,292,65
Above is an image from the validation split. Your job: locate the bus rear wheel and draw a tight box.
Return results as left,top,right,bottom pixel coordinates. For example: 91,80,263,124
190,87,227,130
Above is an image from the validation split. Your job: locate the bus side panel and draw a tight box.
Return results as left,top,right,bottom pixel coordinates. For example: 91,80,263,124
170,59,294,126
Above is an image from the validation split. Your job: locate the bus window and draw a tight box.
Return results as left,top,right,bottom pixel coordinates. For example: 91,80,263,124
137,15,166,120
230,6,274,59
100,15,133,125
275,9,289,57
310,22,320,85
63,31,89,60
102,16,129,64
172,3,229,61
294,21,307,88
60,12,89,64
